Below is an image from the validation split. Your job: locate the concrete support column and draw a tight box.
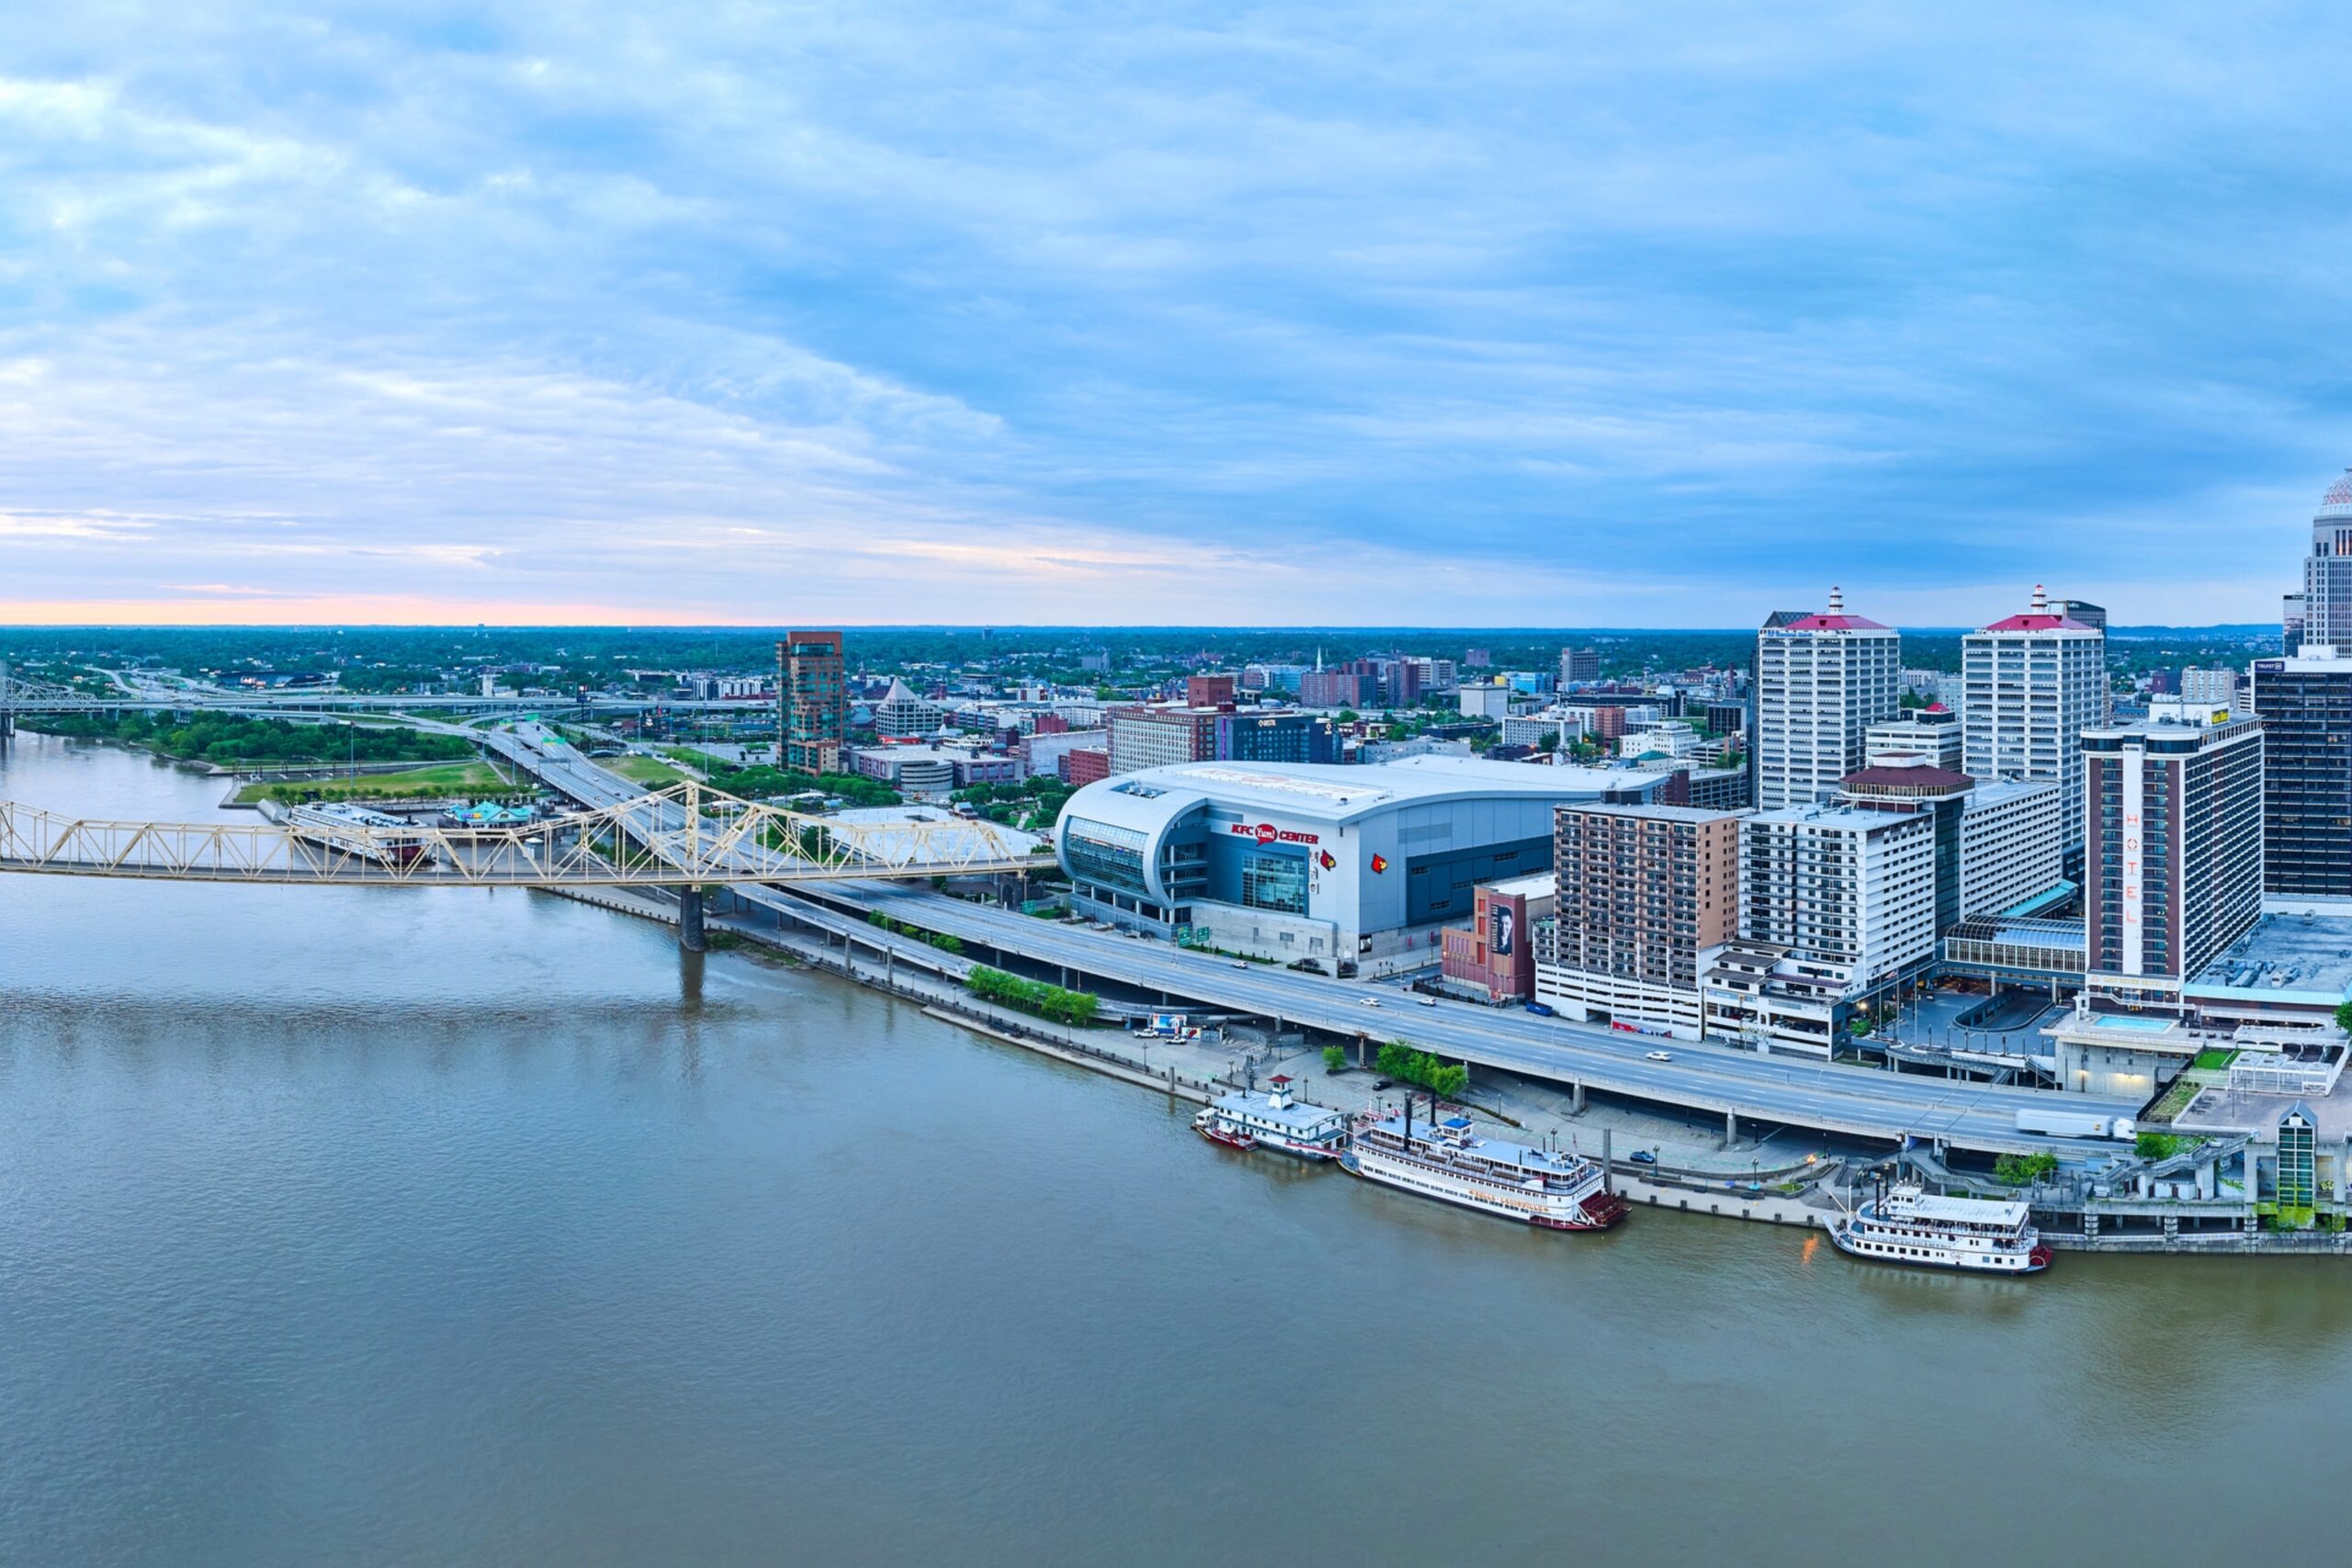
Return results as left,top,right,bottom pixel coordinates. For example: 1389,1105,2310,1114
678,886,708,953
1724,1110,1737,1145
1601,1129,1614,1194
1571,1080,1586,1114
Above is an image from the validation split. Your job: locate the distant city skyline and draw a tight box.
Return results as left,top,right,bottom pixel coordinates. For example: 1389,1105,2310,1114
6,6,2352,626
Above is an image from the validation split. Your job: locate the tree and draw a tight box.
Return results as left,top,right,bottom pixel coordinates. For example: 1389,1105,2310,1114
2333,999,2352,1038
1322,1044,1346,1072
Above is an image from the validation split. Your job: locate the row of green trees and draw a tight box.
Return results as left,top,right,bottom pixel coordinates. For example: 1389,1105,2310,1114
866,910,963,953
673,750,903,807
966,964,1099,1025
1375,1041,1469,1100
28,711,474,767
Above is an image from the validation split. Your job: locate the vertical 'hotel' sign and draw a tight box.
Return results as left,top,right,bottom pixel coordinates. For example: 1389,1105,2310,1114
2120,752,2143,976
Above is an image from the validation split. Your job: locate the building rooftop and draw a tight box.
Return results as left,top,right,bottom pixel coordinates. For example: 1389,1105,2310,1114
1065,755,1648,832
1965,778,2062,811
1842,764,1973,792
1975,585,2098,635
1978,613,2094,632
2322,468,2352,520
1770,586,1889,633
1567,801,1748,824
2187,911,2352,1005
1485,871,1556,898
1746,802,1923,831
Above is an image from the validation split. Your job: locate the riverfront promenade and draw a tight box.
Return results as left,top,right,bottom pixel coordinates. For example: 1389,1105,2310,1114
492,724,2140,1158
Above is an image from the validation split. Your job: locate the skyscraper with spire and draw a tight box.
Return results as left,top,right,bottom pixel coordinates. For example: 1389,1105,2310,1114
2301,469,2352,650
1751,588,1902,811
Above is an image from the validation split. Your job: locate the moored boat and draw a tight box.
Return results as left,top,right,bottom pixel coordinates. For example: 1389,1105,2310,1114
1193,1077,1347,1159
1826,1179,2051,1274
1340,1095,1628,1231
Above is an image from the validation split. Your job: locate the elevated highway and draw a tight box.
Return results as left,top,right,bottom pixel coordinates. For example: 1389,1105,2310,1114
482,728,2143,1156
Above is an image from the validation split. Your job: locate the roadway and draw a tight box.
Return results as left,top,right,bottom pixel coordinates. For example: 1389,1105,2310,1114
491,724,2136,1157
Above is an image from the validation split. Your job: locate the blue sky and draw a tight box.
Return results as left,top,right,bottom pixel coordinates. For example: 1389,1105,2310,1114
3,3,2350,626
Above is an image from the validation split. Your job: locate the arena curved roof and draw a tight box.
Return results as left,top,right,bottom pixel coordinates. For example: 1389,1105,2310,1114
1061,755,1644,831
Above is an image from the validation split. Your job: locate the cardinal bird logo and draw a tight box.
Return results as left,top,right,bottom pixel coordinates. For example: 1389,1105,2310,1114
1317,849,1337,871
1368,853,1389,874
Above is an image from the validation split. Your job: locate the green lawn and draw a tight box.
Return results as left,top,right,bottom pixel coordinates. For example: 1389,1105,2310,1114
606,755,688,787
233,761,514,805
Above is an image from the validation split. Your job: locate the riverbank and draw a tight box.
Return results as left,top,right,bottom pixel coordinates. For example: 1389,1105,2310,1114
548,884,1854,1226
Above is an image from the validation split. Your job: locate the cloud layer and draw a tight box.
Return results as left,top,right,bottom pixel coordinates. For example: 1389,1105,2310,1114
5,4,2351,626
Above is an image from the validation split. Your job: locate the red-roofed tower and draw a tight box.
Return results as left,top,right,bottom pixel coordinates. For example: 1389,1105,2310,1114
1754,586,1902,810
1962,585,2107,860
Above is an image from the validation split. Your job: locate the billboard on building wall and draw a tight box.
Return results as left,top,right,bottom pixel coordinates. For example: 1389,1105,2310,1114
1488,900,1517,957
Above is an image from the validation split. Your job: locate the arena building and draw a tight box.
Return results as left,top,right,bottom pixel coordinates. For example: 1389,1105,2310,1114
1053,756,1677,976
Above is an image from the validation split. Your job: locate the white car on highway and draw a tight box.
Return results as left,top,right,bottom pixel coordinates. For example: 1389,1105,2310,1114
1359,997,1381,1008
1645,1050,1673,1062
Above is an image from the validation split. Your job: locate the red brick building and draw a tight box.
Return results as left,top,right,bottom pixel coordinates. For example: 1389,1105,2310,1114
1440,873,1555,1001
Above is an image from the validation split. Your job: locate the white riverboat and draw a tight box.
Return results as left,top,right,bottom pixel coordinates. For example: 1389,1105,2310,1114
1193,1077,1348,1159
1827,1181,2051,1274
1340,1099,1629,1231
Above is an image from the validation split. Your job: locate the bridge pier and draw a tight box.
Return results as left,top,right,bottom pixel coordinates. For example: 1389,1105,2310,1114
1571,1080,1586,1114
1724,1110,1738,1145
678,886,708,953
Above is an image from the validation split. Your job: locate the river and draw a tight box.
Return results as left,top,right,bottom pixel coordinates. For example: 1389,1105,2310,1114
0,732,2339,1566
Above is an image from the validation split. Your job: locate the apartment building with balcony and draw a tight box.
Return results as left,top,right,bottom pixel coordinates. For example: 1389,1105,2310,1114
1534,803,1744,1040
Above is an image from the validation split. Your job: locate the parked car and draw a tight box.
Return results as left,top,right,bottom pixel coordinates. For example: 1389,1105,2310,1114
1628,1150,1657,1165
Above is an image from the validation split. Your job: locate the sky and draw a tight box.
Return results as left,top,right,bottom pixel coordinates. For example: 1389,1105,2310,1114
4,3,2352,628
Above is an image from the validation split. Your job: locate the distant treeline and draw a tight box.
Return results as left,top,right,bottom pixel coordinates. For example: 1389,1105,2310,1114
27,711,475,767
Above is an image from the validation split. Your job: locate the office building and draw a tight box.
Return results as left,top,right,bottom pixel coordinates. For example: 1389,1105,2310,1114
873,678,944,740
2083,707,2264,1006
2301,470,2352,650
2180,667,2238,710
1536,803,1744,1039
1185,673,1238,708
849,744,1014,800
2050,598,2107,631
1214,709,1338,766
775,630,846,775
1703,804,1935,1055
1060,748,1110,786
1107,705,1222,775
1838,762,2063,935
1459,683,1512,719
1018,728,1108,781
2251,653,2352,896
1864,706,1962,770
2284,592,2308,656
1959,780,2065,920
1752,589,1902,810
1560,647,1600,684
1962,585,2106,856
1298,669,1365,708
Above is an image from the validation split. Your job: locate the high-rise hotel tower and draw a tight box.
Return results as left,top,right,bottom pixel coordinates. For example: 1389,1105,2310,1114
1752,589,1901,811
